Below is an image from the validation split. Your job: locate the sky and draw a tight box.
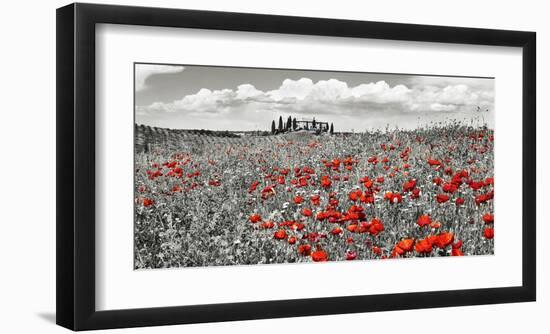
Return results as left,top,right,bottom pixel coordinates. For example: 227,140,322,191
135,63,494,132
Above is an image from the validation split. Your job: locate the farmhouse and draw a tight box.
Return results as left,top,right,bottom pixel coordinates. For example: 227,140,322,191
271,116,334,134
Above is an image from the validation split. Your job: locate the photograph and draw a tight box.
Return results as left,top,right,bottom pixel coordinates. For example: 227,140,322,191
133,63,495,269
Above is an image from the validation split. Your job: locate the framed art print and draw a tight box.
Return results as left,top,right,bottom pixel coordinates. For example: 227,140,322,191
56,3,536,331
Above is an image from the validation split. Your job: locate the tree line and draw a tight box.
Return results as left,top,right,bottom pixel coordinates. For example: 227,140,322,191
271,116,334,135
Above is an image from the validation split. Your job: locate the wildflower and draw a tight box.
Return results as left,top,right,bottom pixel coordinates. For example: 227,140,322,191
274,230,287,240
436,194,450,203
301,208,313,217
249,214,262,223
484,227,494,239
298,244,312,256
311,250,329,262
415,238,433,254
482,213,494,224
346,251,357,260
417,215,431,227
142,198,154,207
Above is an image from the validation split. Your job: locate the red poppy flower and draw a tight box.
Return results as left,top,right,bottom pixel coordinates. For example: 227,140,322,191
261,221,275,229
451,248,464,256
298,244,312,256
368,218,385,236
347,224,358,233
393,193,403,203
469,181,484,190
288,236,297,244
372,246,382,255
484,227,494,239
249,214,262,223
442,183,458,193
428,159,442,166
417,215,431,227
482,213,494,224
316,211,327,221
320,176,332,188
261,185,276,200
288,221,302,231
415,238,433,254
451,173,463,186
310,194,321,206
346,251,357,260
475,191,494,205
301,208,313,217
208,179,221,186
411,188,421,199
433,232,454,248
403,179,417,192
311,250,329,262
303,166,315,174
450,239,464,255
331,227,343,235
430,222,442,229
274,230,287,240
436,194,450,203
433,177,444,185
293,195,304,204
348,189,361,201
385,192,403,204
363,179,374,189
455,197,465,205
392,246,405,257
452,240,463,249
142,198,154,207
397,239,415,252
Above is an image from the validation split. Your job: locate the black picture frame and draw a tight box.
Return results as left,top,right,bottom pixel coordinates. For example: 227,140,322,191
56,2,536,331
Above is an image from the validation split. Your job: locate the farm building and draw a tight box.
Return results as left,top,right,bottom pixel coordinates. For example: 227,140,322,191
271,116,334,134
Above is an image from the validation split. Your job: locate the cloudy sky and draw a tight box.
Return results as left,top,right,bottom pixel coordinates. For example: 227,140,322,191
135,63,494,132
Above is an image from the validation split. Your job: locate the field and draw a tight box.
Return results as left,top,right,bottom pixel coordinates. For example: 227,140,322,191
134,123,494,269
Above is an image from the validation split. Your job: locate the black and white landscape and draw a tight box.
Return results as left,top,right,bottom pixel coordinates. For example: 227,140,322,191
134,63,495,269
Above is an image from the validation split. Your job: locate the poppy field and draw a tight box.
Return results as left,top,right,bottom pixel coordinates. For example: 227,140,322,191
134,123,494,269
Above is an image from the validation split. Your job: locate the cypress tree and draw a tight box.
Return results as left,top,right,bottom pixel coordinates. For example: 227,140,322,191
287,116,292,132
292,117,297,130
271,120,276,134
278,116,283,132
330,123,334,135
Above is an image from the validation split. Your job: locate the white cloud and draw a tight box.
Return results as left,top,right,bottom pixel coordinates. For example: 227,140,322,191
136,77,494,130
236,84,263,99
135,64,185,91
267,78,314,101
